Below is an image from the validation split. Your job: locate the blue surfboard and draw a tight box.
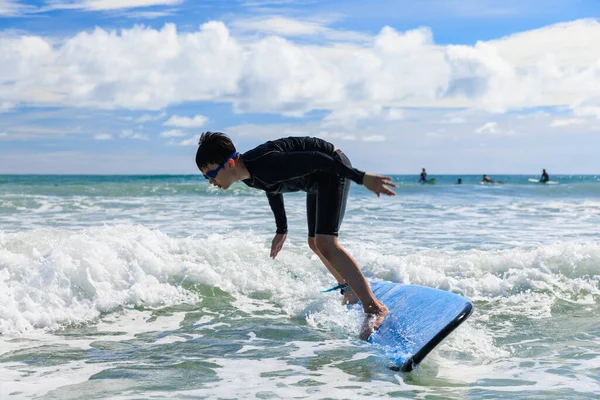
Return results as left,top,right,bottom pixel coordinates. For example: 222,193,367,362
368,281,473,372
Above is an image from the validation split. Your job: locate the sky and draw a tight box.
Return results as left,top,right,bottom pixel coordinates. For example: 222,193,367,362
1,0,599,174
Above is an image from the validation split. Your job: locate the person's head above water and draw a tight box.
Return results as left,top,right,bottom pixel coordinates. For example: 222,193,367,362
195,131,242,190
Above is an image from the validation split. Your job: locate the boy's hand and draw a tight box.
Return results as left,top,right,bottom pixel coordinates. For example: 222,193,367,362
363,174,396,197
270,233,287,259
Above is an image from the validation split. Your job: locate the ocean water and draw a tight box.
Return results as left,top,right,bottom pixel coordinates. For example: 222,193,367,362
1,174,599,399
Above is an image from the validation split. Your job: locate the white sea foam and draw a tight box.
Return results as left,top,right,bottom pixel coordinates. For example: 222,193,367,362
0,226,197,335
1,225,598,335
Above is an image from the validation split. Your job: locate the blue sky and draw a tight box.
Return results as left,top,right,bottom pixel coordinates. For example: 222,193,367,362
1,0,599,174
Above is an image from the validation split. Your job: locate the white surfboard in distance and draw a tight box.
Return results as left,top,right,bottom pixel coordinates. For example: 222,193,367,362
529,178,558,184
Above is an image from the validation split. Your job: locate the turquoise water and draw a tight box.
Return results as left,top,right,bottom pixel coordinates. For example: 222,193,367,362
1,175,599,398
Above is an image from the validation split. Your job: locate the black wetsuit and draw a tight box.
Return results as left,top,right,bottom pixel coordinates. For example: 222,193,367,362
241,137,365,237
541,172,549,182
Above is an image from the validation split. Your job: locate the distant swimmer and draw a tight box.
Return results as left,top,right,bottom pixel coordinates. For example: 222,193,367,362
529,170,557,184
482,174,503,184
419,168,427,183
457,178,462,184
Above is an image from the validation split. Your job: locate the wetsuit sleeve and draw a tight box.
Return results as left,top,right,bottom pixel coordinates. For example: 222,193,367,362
266,192,287,234
256,151,365,185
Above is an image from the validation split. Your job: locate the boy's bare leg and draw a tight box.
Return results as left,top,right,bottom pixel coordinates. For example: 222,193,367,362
342,286,360,305
314,234,389,340
308,237,344,284
308,238,360,305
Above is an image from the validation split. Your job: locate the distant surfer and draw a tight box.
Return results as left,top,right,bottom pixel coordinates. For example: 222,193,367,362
540,169,549,183
419,168,427,183
457,178,462,184
482,174,503,184
195,133,395,340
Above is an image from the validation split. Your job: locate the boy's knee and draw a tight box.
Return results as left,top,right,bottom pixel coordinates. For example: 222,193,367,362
314,236,337,259
307,237,318,252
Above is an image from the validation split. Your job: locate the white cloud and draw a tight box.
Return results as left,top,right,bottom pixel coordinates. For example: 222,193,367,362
136,111,166,123
45,0,182,11
0,0,32,16
230,15,372,43
0,132,7,137
386,108,404,120
550,118,584,127
1,101,15,112
475,122,498,134
0,150,198,174
171,137,197,146
516,110,550,120
5,107,596,174
231,16,326,37
474,121,516,135
180,137,197,146
442,116,467,124
2,18,600,119
120,129,148,139
93,133,113,140
125,10,175,19
323,105,404,128
363,135,386,142
324,106,381,128
211,107,600,174
321,132,357,141
163,114,208,128
0,22,242,110
160,129,185,137
435,0,522,18
240,0,296,6
573,105,600,119
0,124,82,140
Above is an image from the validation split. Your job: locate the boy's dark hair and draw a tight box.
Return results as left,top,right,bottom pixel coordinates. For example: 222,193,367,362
195,131,237,171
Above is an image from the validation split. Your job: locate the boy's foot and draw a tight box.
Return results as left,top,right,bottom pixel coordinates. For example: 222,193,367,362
359,306,389,341
342,290,360,305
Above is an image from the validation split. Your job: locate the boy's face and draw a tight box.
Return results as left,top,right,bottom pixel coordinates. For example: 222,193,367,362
202,160,235,190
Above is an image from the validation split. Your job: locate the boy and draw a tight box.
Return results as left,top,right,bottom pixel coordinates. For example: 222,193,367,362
195,132,396,340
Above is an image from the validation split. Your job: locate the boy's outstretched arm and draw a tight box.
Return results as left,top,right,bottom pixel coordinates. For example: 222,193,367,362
255,152,397,197
363,174,396,197
251,151,366,185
